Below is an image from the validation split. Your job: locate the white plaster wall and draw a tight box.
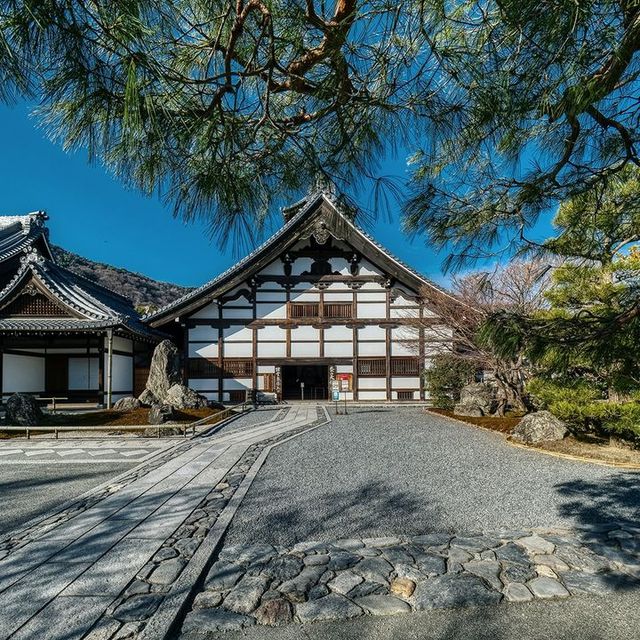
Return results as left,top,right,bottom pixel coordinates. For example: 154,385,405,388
189,342,218,358
257,365,275,373
291,326,319,341
191,302,219,319
390,308,420,318
256,302,287,319
336,364,353,373
224,342,252,357
358,390,387,400
190,326,217,341
255,291,287,302
359,259,383,276
3,354,44,394
392,327,419,341
258,261,284,276
109,354,133,393
221,307,253,319
258,326,286,341
357,377,387,389
324,291,353,302
113,337,133,353
290,258,313,275
223,326,253,341
358,341,386,356
223,378,252,390
325,326,352,340
425,326,454,339
289,291,320,302
324,342,353,357
358,325,386,340
291,342,320,357
257,342,286,357
391,376,421,388
356,291,387,302
68,358,99,390
357,302,387,318
189,379,217,391
391,294,419,306
391,341,418,356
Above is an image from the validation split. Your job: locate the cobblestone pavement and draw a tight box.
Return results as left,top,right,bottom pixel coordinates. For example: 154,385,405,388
0,405,324,640
0,440,173,464
179,527,640,637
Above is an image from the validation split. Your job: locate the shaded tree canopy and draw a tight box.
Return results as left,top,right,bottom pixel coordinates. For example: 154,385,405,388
1,1,639,255
482,167,640,392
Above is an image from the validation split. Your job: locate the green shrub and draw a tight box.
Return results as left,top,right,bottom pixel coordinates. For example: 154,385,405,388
527,378,601,409
424,353,475,409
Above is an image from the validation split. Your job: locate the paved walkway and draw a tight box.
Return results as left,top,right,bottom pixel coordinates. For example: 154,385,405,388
0,405,320,640
0,440,172,464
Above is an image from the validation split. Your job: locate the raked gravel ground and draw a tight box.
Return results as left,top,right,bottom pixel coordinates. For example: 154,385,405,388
224,407,640,547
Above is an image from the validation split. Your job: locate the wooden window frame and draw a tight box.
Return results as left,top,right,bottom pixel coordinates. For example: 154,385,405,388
390,357,420,376
222,359,254,378
288,301,353,320
357,358,386,376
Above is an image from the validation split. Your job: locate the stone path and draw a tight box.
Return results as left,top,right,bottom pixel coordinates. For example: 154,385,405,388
0,440,173,464
179,526,640,637
0,405,323,640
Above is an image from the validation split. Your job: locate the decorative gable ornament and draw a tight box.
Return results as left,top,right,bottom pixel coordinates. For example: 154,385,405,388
312,220,331,245
20,247,46,268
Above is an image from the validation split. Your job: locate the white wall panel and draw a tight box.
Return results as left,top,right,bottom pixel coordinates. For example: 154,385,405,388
289,291,320,302
113,337,133,353
189,342,218,358
356,291,387,302
68,358,99,390
425,326,454,339
390,308,420,318
391,376,421,388
324,342,353,357
110,354,133,392
255,291,287,302
358,341,386,356
189,326,217,342
258,261,284,276
3,354,44,394
257,342,286,357
357,377,386,389
324,282,350,290
291,326,319,341
336,364,353,373
256,302,287,319
223,378,252,390
223,326,253,341
291,342,320,357
358,325,386,340
257,365,275,373
359,260,383,276
391,294,419,306
391,341,418,356
357,302,386,318
325,325,352,340
392,327,419,341
191,302,219,319
221,307,253,319
188,379,217,391
223,342,252,357
257,326,286,341
358,390,387,400
290,258,313,275
324,291,353,302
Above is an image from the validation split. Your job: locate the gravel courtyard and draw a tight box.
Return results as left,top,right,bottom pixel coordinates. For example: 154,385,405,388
224,407,640,547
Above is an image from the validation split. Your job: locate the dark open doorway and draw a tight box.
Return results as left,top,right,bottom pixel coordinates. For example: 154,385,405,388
282,365,328,400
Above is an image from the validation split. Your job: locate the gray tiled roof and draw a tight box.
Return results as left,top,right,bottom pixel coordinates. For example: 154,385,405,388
0,211,52,264
145,191,455,322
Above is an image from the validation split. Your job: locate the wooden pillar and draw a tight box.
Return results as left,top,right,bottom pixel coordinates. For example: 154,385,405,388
0,337,4,403
252,283,258,391
181,320,189,385
352,286,358,401
419,304,426,401
385,287,391,401
98,335,105,405
217,302,224,402
106,329,114,409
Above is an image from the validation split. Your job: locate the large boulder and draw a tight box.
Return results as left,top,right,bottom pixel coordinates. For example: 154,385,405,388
511,411,568,444
5,393,43,426
113,396,142,412
164,384,208,410
148,403,177,425
454,383,497,416
138,388,158,407
144,340,182,401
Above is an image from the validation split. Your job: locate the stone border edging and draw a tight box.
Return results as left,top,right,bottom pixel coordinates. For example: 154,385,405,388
0,409,255,556
139,406,331,640
424,409,640,471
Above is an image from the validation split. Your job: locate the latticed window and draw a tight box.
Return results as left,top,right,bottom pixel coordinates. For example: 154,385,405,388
222,359,254,378
397,390,415,400
390,357,420,376
289,302,320,319
188,358,219,378
358,358,386,376
323,303,353,319
4,293,68,317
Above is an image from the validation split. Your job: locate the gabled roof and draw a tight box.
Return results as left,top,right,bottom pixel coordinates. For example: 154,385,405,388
0,244,160,341
146,191,457,326
0,211,53,264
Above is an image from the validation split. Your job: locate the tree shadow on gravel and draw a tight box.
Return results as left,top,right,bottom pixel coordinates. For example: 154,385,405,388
225,479,437,547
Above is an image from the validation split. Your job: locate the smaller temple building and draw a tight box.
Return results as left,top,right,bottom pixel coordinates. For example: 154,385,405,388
0,212,161,407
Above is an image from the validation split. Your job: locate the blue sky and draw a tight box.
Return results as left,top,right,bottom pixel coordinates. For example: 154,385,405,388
0,103,553,289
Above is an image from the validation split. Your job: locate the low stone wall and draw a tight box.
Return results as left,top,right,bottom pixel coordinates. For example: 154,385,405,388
180,525,640,636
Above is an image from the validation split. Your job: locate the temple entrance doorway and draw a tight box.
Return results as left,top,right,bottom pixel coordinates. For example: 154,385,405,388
281,364,328,401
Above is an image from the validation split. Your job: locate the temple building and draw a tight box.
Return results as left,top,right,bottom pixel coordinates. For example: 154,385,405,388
146,191,455,403
0,212,161,406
